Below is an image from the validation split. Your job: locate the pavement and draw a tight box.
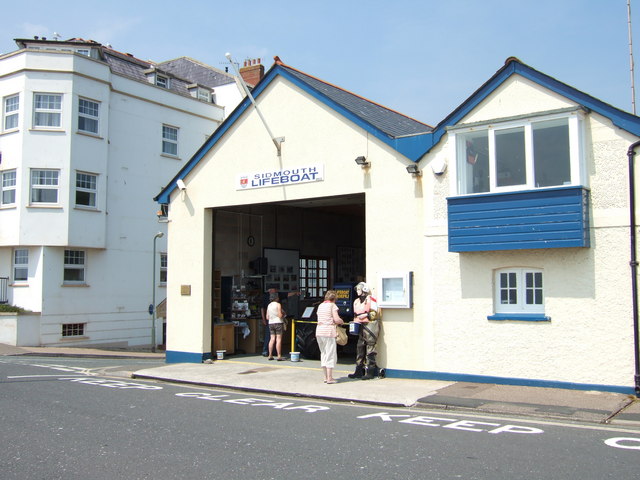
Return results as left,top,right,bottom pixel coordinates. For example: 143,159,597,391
2,342,640,427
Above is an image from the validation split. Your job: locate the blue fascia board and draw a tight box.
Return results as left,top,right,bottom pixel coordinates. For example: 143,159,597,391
166,350,211,363
155,64,430,204
425,60,640,157
385,369,635,395
276,68,433,162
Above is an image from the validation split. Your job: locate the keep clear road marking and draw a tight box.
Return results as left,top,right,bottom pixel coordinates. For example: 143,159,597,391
11,360,635,449
356,412,544,435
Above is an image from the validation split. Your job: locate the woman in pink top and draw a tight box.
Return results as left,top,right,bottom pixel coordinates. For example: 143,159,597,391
315,290,344,384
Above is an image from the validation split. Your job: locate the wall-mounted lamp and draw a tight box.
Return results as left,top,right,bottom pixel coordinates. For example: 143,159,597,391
355,156,370,168
406,164,422,176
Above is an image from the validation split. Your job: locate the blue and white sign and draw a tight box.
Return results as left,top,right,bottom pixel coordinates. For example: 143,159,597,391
238,164,324,190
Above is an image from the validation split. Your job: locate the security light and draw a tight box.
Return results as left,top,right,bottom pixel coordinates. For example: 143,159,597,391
355,156,370,168
406,164,421,176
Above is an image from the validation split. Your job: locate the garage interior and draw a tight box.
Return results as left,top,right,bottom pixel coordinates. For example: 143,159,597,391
210,193,365,358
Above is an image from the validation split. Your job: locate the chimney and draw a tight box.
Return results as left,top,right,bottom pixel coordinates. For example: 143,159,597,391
239,58,264,87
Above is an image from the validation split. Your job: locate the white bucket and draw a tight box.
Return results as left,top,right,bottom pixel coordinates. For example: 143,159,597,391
216,350,226,360
349,322,360,335
290,351,300,362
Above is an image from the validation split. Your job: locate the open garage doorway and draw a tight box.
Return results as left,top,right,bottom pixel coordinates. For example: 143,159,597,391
210,193,365,359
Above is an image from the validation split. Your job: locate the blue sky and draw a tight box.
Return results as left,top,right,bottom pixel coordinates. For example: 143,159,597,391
2,0,638,125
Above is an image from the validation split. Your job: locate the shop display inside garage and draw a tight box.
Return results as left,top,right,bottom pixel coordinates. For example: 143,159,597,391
210,195,365,357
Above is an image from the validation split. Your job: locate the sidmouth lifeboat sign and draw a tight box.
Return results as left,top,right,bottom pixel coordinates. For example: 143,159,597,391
237,165,324,190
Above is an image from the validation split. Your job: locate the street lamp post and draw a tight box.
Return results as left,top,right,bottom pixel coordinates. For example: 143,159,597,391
151,231,164,353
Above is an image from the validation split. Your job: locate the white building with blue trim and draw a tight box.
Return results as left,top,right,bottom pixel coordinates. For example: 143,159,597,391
156,56,640,395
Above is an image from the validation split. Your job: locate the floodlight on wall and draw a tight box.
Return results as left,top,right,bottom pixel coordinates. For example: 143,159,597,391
355,156,370,168
406,164,422,176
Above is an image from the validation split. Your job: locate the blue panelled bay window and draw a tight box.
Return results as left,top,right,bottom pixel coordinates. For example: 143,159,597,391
448,108,590,252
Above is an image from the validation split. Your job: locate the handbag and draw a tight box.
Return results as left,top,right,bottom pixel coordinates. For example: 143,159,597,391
336,325,348,346
281,317,288,331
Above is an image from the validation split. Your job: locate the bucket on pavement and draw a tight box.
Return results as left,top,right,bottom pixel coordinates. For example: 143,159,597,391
216,350,226,360
290,351,300,362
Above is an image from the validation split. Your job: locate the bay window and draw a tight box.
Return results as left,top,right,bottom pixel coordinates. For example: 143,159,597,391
455,111,582,195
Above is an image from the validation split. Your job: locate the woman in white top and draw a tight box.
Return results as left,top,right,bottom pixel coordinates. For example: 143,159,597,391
266,292,285,361
315,290,344,383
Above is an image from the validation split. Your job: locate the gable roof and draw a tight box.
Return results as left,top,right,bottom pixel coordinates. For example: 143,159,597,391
155,57,640,205
155,57,433,204
426,57,640,151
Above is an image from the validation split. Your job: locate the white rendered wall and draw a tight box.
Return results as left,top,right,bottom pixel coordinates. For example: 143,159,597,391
0,48,223,346
165,77,425,359
422,75,637,387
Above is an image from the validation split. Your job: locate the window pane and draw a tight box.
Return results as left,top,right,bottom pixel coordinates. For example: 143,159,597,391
75,190,95,206
64,267,85,282
34,94,62,128
496,127,526,187
459,131,489,194
35,94,61,109
4,95,19,130
162,141,177,155
14,267,28,281
14,249,28,281
78,99,99,134
65,250,85,265
78,116,98,133
31,188,58,203
1,170,16,205
533,119,570,188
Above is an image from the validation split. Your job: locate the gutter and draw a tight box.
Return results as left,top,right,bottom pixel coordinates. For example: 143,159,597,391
626,140,640,396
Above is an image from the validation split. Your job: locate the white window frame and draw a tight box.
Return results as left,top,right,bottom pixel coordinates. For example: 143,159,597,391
1,169,17,206
33,93,62,128
63,249,86,284
452,110,585,195
78,98,99,134
75,171,97,208
299,256,328,298
377,271,413,308
493,268,544,315
160,253,167,284
162,125,178,156
156,75,169,88
30,169,59,204
3,94,19,131
13,248,28,283
62,323,86,337
197,88,211,102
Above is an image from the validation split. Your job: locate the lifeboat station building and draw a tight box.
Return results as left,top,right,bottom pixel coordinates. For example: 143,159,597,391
155,57,640,394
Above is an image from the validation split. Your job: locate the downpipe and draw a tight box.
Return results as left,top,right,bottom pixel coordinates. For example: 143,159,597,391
627,141,640,397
